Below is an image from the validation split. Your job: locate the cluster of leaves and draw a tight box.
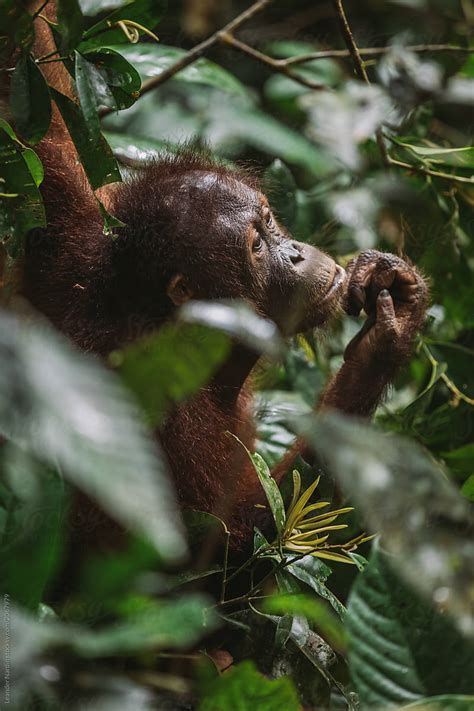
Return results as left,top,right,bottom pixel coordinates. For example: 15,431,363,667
1,0,474,709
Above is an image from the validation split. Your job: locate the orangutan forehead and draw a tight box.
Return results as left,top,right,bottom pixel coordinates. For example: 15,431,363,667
177,170,265,211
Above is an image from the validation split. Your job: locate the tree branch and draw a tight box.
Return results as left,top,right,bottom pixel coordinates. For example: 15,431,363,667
284,44,474,66
219,33,327,91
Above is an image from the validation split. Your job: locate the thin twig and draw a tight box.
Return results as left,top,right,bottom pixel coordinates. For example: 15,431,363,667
332,0,391,165
284,44,474,66
219,33,327,90
99,0,275,118
423,344,474,406
332,0,369,82
386,156,474,184
220,529,230,603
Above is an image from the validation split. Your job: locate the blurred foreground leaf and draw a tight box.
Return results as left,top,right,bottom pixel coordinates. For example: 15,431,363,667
347,546,474,707
180,300,284,359
0,310,186,562
297,412,474,636
114,322,231,426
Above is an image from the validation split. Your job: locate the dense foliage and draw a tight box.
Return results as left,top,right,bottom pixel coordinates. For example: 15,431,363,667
0,1,473,709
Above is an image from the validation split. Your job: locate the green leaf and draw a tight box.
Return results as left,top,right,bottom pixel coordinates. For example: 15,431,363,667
57,0,84,52
199,660,300,711
22,148,44,186
83,48,142,109
10,54,51,144
284,554,347,620
0,121,46,255
0,310,186,562
253,451,286,533
5,594,217,666
74,595,218,655
74,50,105,140
347,547,474,708
113,322,231,426
110,43,248,96
79,0,165,51
50,87,121,190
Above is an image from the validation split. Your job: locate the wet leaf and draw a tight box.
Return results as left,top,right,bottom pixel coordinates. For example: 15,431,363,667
10,54,51,144
50,87,121,190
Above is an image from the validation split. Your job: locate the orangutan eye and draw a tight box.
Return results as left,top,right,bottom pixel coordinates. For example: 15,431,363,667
253,234,264,252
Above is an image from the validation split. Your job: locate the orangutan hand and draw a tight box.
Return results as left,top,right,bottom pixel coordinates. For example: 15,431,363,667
343,250,428,371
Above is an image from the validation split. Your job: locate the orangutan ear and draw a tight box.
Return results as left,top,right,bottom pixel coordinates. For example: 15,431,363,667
166,273,194,306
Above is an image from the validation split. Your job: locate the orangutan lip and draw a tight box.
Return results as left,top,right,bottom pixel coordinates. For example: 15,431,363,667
322,264,346,301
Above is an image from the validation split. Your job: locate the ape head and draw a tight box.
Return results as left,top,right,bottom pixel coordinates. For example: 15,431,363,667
111,151,345,339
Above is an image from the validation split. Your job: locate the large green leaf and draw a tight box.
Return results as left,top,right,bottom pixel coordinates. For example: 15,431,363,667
10,54,51,144
109,43,248,96
297,412,474,636
50,87,121,189
347,547,474,708
4,594,216,670
74,595,218,655
0,310,186,562
199,660,300,711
